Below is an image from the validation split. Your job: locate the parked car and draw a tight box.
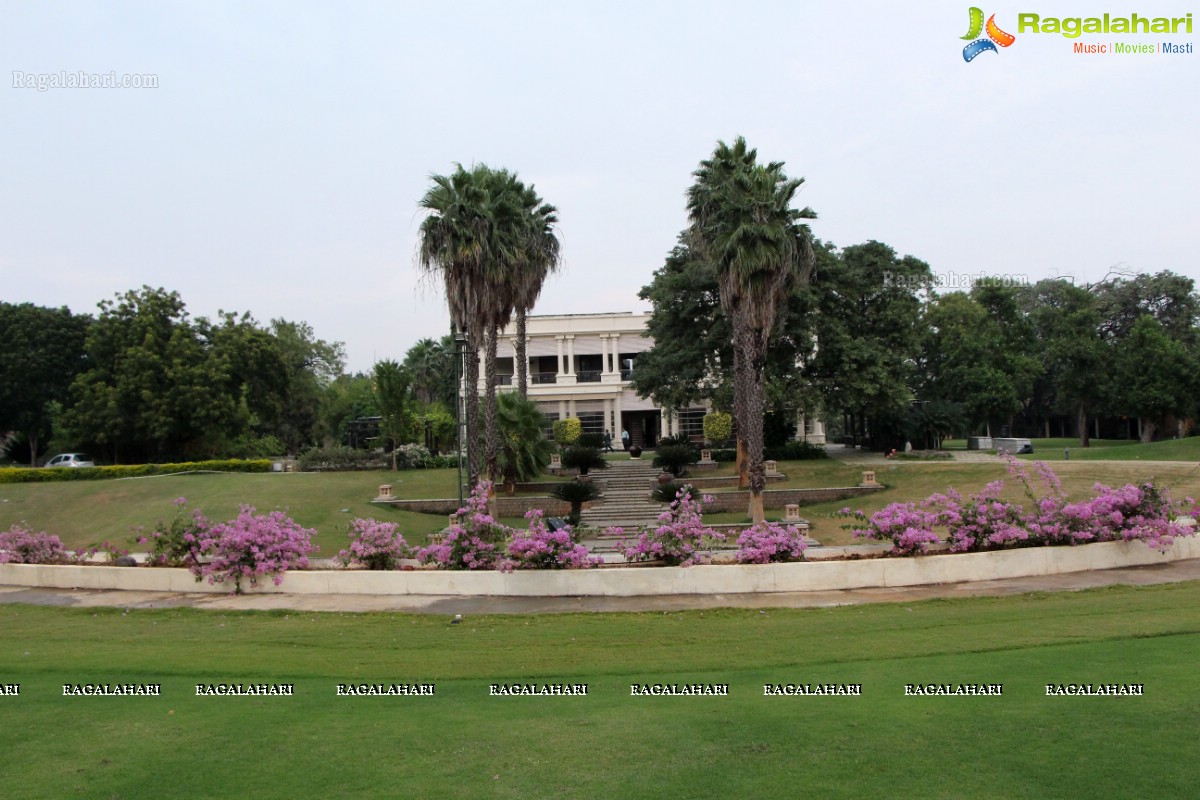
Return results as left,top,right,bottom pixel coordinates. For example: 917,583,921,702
44,453,95,468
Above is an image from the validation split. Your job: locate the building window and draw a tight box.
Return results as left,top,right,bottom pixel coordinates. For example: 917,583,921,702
678,408,706,442
578,412,605,436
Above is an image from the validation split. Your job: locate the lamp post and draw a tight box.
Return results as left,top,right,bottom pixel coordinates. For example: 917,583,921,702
452,325,468,506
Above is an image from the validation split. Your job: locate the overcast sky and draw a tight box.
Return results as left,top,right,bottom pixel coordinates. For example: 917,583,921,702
3,1,1197,372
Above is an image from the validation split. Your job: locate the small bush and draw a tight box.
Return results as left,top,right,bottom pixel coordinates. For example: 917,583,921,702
651,481,699,504
416,482,509,570
653,444,698,477
0,524,71,564
617,488,724,566
552,417,583,447
735,521,808,564
338,518,410,570
703,412,733,444
505,510,601,570
136,497,212,567
190,507,316,593
576,433,605,449
549,479,599,526
560,446,609,475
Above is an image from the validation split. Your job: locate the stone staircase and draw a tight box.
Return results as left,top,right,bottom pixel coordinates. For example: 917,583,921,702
579,459,666,530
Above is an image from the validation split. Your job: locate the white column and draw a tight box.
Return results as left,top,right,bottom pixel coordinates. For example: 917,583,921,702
558,400,568,419
610,334,621,376
660,409,670,439
555,336,566,376
565,335,576,376
599,335,610,374
568,398,577,418
614,392,623,438
603,398,613,436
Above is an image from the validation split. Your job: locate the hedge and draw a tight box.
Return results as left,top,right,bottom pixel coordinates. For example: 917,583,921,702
0,459,274,484
708,441,827,463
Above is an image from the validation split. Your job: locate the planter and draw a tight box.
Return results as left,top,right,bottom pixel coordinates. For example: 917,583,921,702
629,446,642,459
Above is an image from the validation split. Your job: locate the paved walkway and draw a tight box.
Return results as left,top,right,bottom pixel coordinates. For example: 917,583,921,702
3,558,1198,615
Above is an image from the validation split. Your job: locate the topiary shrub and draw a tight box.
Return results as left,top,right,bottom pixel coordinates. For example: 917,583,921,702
703,411,733,444
552,417,582,447
560,446,609,476
550,479,599,526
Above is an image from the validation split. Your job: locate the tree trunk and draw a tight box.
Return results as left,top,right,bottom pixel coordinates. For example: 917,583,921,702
1140,418,1156,443
27,429,38,467
464,336,481,484
1078,402,1089,448
736,438,749,489
484,326,500,485
516,309,528,397
739,322,767,524
732,317,750,490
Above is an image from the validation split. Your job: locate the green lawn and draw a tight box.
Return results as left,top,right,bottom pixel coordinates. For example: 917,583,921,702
1,583,1198,799
0,470,473,553
1019,436,1200,462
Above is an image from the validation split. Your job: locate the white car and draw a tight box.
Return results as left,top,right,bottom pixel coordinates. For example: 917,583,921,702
44,453,95,468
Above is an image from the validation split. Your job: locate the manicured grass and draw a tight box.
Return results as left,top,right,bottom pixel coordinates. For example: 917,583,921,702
1,583,1198,799
1020,436,1200,462
0,470,470,553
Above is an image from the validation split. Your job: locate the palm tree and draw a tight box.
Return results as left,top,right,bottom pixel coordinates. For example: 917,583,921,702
687,137,815,523
511,186,562,396
418,165,556,486
418,164,509,484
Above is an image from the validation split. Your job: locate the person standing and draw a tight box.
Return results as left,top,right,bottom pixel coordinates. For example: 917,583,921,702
621,429,630,450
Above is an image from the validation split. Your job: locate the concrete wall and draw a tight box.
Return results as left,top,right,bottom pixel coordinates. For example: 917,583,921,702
3,538,1196,598
701,486,883,512
373,497,572,516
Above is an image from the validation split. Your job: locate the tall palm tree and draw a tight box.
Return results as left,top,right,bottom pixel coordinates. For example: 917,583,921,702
687,137,815,522
417,164,510,483
510,187,561,397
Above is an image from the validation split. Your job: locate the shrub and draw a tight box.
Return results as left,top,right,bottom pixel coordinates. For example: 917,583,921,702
841,503,941,555
394,443,433,469
416,482,509,570
549,479,599,526
298,446,387,471
560,446,609,475
552,417,582,447
190,506,316,593
576,433,605,449
337,518,410,570
0,524,71,564
735,521,808,564
927,483,1029,552
136,497,212,567
653,444,698,477
505,510,601,570
764,441,827,461
0,459,273,484
703,412,733,444
651,481,699,504
618,488,724,566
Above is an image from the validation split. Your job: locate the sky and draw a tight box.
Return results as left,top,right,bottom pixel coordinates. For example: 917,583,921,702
2,1,1197,373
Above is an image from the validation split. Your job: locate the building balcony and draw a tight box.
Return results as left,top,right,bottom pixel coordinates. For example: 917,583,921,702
530,372,558,385
576,370,602,383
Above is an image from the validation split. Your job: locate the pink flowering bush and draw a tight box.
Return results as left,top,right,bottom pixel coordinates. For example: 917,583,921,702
505,510,602,570
841,502,941,555
618,488,724,566
843,457,1196,556
135,497,212,567
338,518,410,570
0,524,71,564
416,482,509,570
190,506,316,593
927,482,1029,552
735,521,807,564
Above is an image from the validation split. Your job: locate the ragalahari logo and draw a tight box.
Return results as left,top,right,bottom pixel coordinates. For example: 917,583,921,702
962,7,1016,61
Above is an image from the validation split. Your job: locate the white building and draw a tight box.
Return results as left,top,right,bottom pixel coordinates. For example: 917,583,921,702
479,311,825,448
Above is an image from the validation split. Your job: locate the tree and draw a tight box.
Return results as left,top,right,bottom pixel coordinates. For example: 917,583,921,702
509,186,562,396
0,303,91,465
805,241,931,451
269,319,346,452
65,287,233,463
496,392,552,489
373,360,414,470
401,336,457,409
1109,315,1194,441
1023,279,1106,447
686,137,815,523
418,164,514,484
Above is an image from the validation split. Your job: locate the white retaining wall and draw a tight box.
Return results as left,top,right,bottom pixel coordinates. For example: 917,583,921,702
2,537,1198,597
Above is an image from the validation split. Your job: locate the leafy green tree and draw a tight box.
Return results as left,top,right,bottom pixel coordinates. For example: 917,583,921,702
0,303,91,465
1109,315,1195,441
373,360,415,470
1022,279,1107,446
66,287,235,463
269,319,346,452
686,136,815,523
401,336,457,409
805,241,931,451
